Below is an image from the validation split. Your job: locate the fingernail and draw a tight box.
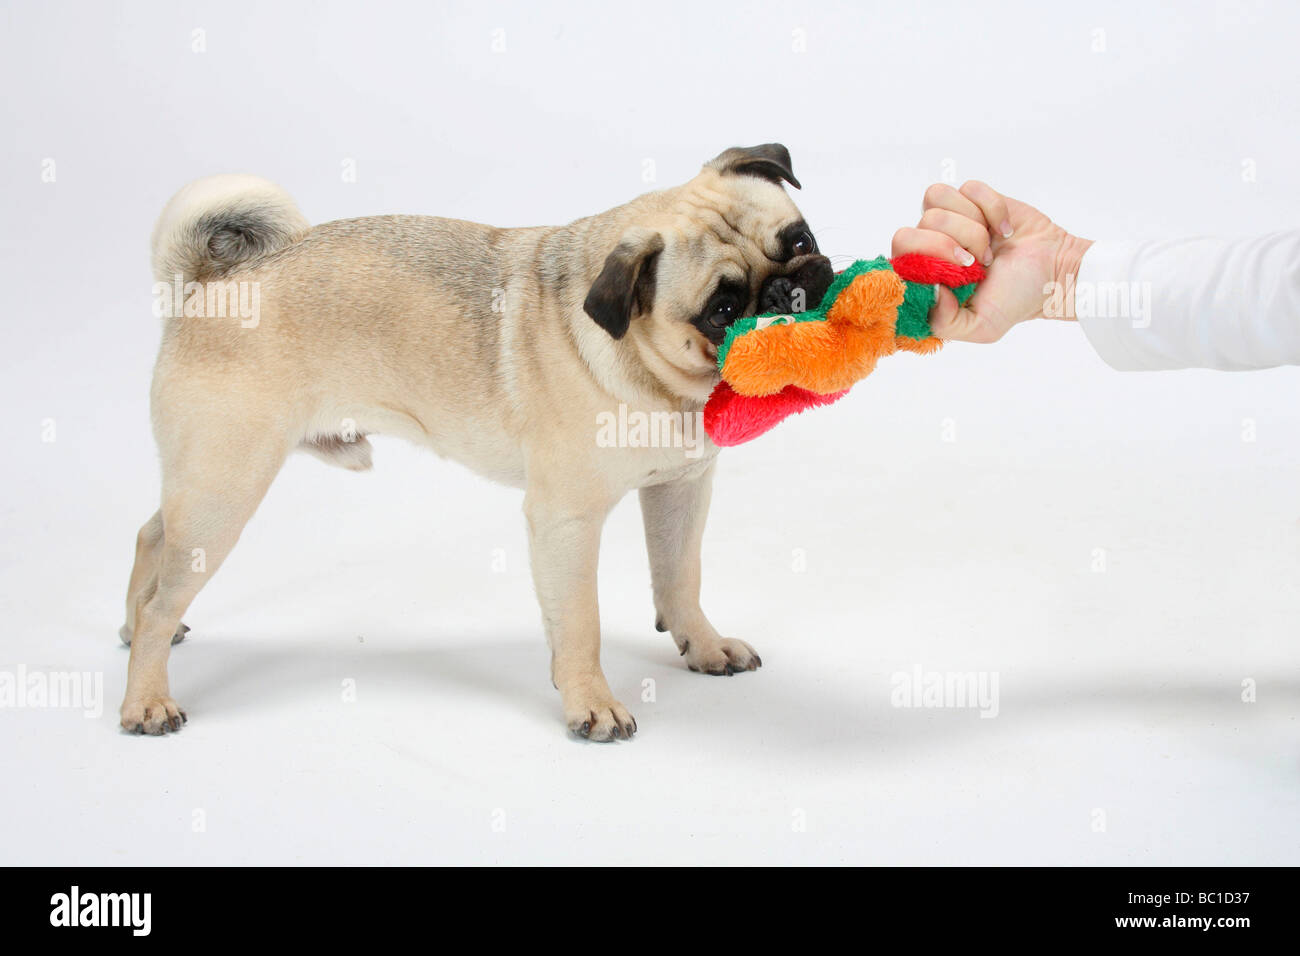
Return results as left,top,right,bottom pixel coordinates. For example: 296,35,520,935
980,247,993,266
955,247,975,267
1000,220,1013,238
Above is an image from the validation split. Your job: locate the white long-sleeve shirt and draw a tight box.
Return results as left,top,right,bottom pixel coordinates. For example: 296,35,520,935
1075,232,1300,371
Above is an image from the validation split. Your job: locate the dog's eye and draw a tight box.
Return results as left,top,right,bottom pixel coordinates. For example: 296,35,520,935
791,230,816,256
706,295,740,328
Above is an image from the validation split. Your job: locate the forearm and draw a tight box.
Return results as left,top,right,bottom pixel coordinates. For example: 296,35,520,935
1072,232,1300,371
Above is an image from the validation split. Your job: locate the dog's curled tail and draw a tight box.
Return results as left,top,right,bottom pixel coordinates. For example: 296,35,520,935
150,174,310,284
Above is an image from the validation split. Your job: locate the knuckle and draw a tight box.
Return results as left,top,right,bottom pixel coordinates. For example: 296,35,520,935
923,182,950,205
921,208,953,230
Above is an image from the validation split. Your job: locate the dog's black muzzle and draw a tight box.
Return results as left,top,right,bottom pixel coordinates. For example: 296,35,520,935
758,255,834,315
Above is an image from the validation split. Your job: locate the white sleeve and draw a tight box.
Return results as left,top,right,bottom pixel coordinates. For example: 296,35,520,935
1074,232,1300,371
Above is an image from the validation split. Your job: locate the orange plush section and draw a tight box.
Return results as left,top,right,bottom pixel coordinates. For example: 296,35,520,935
723,270,908,397
893,334,944,355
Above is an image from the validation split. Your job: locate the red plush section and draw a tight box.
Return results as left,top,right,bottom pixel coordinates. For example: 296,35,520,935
889,253,985,288
703,381,850,447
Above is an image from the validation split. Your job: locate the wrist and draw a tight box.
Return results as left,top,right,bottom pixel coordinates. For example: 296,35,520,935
1048,234,1094,321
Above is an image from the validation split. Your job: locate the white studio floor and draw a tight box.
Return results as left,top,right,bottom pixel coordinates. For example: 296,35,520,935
2,311,1297,865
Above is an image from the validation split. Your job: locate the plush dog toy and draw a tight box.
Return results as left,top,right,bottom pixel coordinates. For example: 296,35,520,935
702,253,985,446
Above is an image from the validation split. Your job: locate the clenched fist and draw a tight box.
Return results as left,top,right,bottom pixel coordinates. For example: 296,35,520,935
891,181,1093,343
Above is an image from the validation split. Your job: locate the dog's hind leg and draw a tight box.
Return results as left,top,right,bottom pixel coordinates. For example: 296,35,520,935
639,462,762,676
120,416,289,734
119,509,189,647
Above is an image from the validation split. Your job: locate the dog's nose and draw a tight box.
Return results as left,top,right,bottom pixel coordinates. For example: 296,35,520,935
758,255,834,314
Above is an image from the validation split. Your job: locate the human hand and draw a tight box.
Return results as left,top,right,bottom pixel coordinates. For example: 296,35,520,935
890,182,1093,343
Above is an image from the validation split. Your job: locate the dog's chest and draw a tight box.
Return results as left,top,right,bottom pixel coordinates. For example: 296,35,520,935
592,401,718,486
623,443,719,489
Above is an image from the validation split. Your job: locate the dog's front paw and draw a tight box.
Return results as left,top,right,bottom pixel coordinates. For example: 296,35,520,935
120,695,187,735
683,636,762,676
564,694,637,742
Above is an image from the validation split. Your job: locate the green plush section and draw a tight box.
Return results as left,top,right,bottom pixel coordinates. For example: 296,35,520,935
894,280,980,341
716,257,890,371
953,282,977,305
896,280,938,340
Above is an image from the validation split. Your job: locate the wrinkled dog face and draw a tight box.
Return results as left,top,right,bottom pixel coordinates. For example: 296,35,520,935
584,144,834,401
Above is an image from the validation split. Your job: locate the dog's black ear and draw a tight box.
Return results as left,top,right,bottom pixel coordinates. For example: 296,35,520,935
707,143,801,190
583,229,664,339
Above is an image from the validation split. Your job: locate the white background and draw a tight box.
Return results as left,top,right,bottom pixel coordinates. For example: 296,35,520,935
1,0,1297,865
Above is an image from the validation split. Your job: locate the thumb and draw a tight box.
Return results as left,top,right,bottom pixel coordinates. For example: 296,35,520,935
928,285,985,343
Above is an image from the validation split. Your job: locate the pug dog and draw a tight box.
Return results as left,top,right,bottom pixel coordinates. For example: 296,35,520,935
121,144,833,741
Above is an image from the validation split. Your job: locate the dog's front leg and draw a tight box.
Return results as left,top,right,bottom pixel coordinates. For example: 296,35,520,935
525,483,636,741
639,462,762,675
